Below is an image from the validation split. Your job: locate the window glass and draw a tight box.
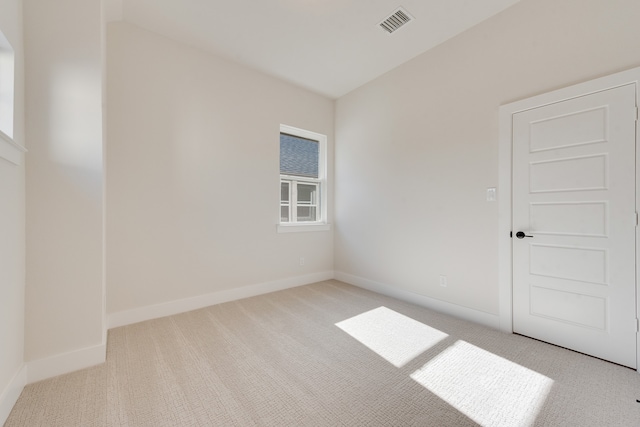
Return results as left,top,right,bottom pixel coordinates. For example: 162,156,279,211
297,183,317,205
280,206,290,222
297,206,317,222
0,29,15,138
280,181,290,222
280,134,319,178
280,181,290,203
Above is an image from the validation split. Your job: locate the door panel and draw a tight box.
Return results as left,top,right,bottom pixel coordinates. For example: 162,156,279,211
529,154,608,193
529,244,608,285
530,201,608,237
529,106,608,151
512,84,637,368
529,285,607,330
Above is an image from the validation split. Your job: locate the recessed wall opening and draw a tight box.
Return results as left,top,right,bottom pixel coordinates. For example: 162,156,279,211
0,28,15,139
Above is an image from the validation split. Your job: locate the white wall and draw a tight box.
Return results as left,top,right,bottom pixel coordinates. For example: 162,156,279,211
335,0,640,316
106,23,334,316
24,0,105,371
0,0,25,422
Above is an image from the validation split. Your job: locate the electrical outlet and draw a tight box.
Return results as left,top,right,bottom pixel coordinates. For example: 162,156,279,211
299,257,305,266
486,187,497,202
439,275,447,287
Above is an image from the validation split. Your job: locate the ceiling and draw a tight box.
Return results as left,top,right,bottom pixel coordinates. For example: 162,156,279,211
106,0,521,99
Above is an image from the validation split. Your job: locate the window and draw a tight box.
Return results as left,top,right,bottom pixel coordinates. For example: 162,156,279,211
0,28,14,139
0,28,24,166
278,125,328,232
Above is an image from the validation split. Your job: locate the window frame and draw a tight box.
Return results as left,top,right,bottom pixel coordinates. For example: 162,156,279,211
0,28,25,166
277,124,329,233
280,177,320,222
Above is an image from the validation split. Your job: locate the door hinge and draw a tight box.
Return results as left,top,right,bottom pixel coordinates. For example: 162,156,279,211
636,318,639,333
636,212,639,227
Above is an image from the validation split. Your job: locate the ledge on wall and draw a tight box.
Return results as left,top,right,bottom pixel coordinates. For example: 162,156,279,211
14,270,499,402
108,271,335,329
0,130,26,166
0,364,26,426
26,342,106,385
335,271,500,329
110,271,501,332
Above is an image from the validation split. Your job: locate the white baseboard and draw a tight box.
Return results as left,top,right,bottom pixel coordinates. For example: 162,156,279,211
0,364,26,426
335,271,500,329
27,342,106,384
108,271,335,329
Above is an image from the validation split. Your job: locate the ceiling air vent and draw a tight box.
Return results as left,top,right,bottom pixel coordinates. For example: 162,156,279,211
379,7,414,34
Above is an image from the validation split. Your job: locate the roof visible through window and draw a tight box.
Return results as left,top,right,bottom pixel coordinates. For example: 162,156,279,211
280,133,319,178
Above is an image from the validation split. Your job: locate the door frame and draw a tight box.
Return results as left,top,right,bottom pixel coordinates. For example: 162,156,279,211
498,66,640,371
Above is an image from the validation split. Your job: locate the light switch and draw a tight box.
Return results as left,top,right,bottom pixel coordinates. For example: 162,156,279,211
486,187,497,202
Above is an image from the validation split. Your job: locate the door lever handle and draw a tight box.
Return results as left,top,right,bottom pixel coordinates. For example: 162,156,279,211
515,231,533,239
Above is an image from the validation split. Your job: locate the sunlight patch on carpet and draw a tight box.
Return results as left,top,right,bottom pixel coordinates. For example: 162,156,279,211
411,340,553,427
335,306,448,367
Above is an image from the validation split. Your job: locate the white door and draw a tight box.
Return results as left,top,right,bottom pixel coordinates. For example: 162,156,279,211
512,84,637,368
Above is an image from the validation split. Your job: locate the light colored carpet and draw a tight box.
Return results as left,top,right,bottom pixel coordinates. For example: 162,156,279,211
5,280,640,426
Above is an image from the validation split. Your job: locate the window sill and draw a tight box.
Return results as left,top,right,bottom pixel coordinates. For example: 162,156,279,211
0,130,27,166
277,223,331,233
